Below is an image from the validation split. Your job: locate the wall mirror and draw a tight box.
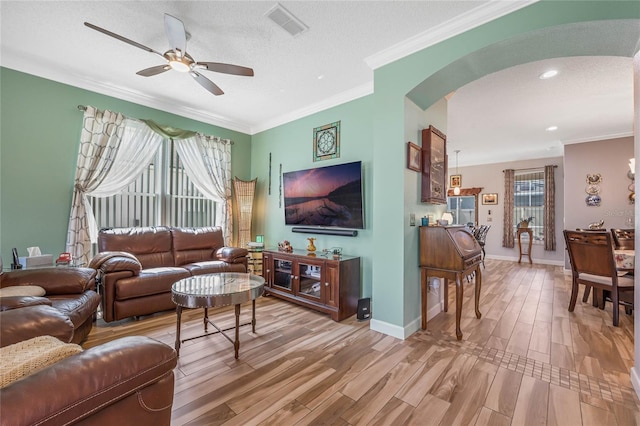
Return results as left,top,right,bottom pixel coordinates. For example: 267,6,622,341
446,187,483,225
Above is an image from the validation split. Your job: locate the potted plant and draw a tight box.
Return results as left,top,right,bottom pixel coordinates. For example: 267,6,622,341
518,216,535,228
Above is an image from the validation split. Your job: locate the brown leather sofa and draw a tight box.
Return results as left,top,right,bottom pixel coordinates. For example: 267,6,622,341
1,335,177,426
0,266,101,345
90,226,248,322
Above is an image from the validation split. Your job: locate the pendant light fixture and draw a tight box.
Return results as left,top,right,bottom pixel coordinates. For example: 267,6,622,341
453,150,461,195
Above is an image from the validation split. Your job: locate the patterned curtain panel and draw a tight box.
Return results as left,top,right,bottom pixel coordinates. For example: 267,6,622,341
544,165,556,251
174,134,233,245
66,107,163,264
502,169,515,248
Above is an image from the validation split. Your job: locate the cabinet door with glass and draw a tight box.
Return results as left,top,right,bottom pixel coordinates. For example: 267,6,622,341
296,259,324,303
272,258,294,294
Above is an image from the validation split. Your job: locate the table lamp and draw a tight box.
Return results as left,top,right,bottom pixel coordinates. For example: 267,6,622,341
440,212,454,226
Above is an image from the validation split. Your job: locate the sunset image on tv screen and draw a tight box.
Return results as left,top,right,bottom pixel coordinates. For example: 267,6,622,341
283,161,364,229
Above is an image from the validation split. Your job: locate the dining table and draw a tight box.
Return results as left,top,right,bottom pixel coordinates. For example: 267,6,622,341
614,249,634,272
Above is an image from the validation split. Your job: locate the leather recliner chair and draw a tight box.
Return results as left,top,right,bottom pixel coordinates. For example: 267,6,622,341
0,264,101,345
1,335,177,425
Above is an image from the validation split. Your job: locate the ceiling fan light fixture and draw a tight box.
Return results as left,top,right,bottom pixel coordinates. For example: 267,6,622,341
169,60,190,72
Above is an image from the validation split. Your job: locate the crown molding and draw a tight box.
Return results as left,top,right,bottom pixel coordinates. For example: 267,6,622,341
365,0,539,70
1,54,252,134
2,1,538,137
562,131,634,145
250,82,373,134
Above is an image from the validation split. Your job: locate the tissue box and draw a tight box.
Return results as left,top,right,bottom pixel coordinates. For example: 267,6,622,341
18,255,53,269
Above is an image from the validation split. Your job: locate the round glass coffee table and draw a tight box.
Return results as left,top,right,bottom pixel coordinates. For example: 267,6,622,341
171,272,265,358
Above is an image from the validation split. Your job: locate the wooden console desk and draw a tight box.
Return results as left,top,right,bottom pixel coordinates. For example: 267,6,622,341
419,226,482,340
517,228,533,264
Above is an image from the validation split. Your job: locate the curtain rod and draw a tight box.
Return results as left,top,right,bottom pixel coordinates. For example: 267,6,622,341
503,165,558,172
76,105,234,144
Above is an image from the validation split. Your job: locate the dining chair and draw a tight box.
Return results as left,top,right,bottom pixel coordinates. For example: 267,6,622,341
574,228,606,304
563,230,634,326
473,225,491,268
611,228,635,250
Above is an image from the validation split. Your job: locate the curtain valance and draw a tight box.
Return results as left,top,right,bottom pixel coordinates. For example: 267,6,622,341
141,119,197,140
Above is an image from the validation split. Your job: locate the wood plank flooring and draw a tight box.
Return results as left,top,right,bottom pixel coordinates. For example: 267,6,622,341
84,259,639,425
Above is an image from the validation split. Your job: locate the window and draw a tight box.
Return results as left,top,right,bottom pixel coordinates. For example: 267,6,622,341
514,170,544,242
90,140,218,229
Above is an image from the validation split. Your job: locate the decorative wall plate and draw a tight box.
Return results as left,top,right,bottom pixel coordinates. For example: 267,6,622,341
313,121,340,162
586,194,601,207
586,173,602,184
585,184,600,195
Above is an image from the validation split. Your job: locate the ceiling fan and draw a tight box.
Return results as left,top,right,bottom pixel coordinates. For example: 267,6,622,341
84,14,254,96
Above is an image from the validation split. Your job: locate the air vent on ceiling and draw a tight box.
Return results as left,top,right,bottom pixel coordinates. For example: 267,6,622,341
265,3,308,37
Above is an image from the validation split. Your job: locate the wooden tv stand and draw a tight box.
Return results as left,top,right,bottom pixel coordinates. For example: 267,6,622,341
262,249,360,321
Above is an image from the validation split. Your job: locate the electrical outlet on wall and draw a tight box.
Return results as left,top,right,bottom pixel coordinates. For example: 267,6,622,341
410,213,416,226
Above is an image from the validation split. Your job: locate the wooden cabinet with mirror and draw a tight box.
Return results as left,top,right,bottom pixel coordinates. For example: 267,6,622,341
421,125,447,204
446,187,484,225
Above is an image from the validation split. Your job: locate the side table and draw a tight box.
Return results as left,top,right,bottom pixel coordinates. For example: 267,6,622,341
517,228,533,264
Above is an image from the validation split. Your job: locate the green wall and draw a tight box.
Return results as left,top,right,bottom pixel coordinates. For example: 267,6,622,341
251,95,374,297
1,1,638,338
0,68,251,265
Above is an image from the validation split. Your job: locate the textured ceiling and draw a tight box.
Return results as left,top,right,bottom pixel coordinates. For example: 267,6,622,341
0,1,637,166
0,1,496,133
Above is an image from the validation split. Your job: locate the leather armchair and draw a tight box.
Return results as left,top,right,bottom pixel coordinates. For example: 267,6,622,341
0,336,177,426
0,267,100,345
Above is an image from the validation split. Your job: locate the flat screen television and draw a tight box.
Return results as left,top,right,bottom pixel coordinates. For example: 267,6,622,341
283,161,364,229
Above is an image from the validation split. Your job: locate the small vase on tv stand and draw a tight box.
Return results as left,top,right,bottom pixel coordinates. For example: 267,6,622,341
307,238,317,252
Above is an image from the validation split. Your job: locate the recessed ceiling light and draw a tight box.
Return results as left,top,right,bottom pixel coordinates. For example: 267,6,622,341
317,75,325,80
546,126,558,132
539,70,558,80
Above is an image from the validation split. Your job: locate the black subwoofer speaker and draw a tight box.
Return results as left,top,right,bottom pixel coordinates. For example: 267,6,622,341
357,297,371,321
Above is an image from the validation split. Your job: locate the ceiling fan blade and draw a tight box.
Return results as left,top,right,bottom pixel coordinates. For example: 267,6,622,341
164,14,187,57
84,22,164,57
190,71,224,96
137,65,171,77
197,62,254,77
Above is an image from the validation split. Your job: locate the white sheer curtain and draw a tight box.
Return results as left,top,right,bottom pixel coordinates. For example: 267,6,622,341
66,107,164,264
175,134,233,245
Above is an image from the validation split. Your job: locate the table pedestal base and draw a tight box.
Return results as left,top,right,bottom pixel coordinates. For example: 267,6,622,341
517,228,533,264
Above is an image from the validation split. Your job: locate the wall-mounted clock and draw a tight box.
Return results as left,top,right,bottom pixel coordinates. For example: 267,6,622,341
313,121,341,161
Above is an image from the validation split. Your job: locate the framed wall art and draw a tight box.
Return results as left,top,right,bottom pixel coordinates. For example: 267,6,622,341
421,125,447,204
450,174,461,188
482,193,498,205
407,142,422,172
313,121,340,161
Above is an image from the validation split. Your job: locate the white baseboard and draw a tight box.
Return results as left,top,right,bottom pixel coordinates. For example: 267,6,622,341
369,301,442,340
369,319,407,340
631,367,640,400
